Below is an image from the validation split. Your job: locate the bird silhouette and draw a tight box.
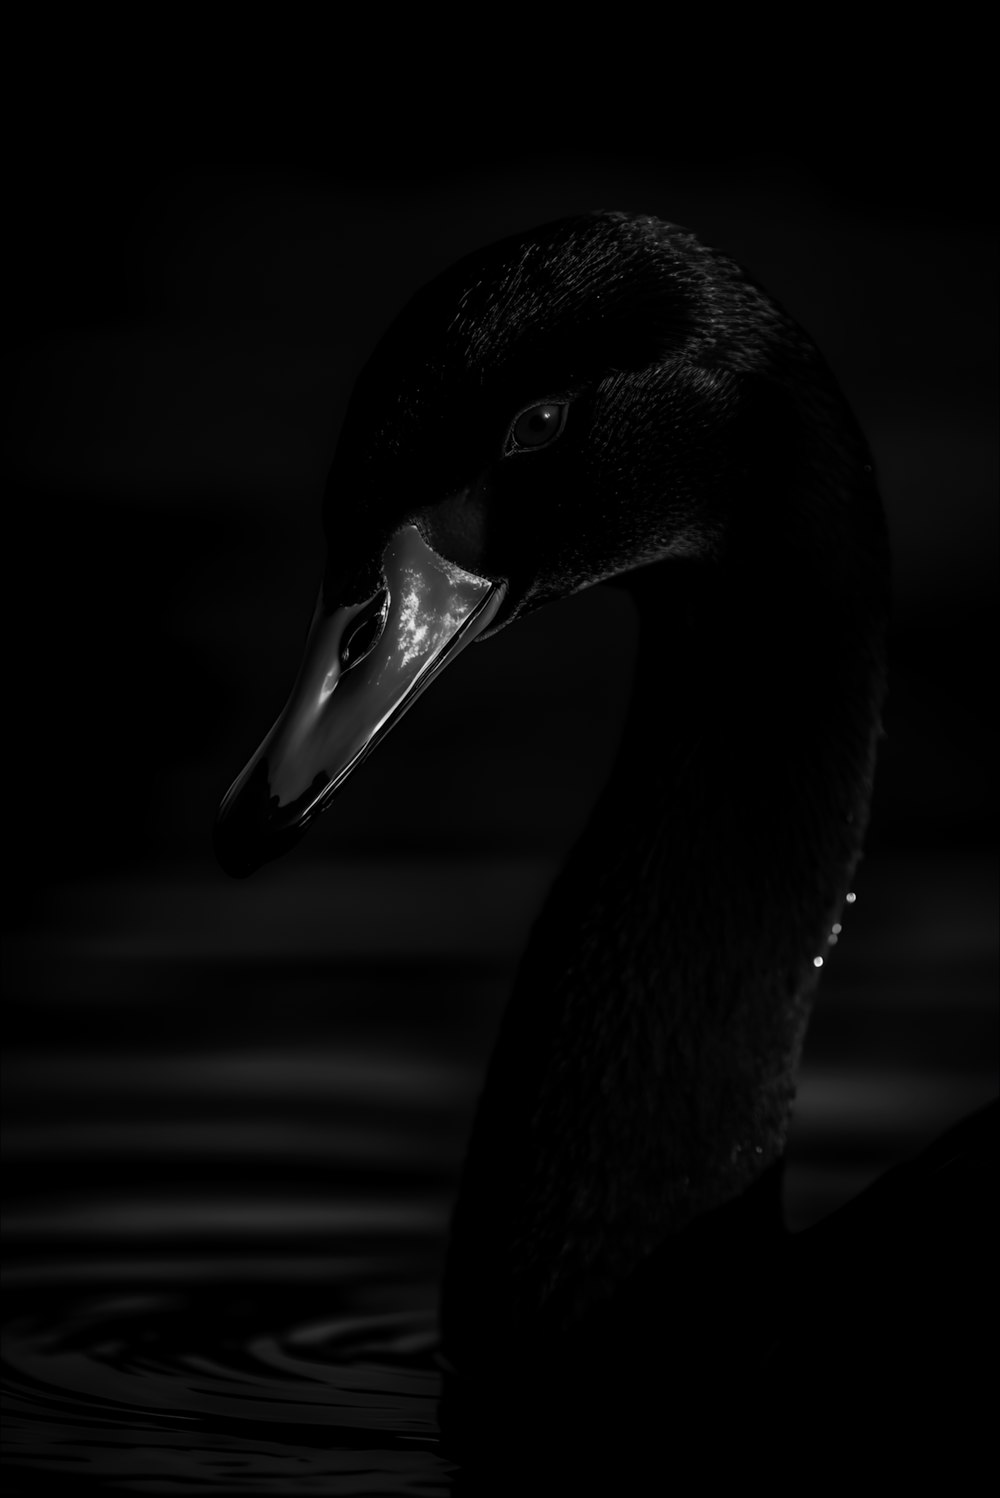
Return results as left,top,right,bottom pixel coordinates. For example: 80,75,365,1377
215,212,995,1484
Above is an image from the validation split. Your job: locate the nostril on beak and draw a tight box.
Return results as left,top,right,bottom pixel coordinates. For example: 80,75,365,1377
339,587,390,672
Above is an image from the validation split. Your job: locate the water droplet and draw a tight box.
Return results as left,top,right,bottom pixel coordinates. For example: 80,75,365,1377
827,933,838,945
813,956,824,968
832,923,842,935
845,892,857,904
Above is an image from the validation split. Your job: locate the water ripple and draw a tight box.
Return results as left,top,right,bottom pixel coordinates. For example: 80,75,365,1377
3,1289,451,1495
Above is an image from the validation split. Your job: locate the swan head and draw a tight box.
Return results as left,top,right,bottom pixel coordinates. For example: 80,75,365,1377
215,211,886,877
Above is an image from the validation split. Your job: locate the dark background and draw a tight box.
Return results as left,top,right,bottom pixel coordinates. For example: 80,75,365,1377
4,77,997,1277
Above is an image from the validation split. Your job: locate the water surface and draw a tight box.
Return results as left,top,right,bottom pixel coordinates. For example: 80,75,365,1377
3,853,996,1493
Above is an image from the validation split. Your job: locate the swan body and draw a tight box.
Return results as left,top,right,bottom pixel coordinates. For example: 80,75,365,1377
215,213,993,1470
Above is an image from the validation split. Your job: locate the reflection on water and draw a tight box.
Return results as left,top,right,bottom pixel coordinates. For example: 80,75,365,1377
2,1039,460,1493
2,855,997,1493
4,1295,447,1494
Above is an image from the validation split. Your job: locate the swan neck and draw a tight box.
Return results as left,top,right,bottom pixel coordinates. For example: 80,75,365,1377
444,544,886,1349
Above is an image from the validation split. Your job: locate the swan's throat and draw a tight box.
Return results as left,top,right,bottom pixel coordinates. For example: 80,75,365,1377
442,555,885,1354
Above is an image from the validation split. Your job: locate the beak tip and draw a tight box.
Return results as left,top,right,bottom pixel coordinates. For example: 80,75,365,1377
213,757,303,879
212,822,262,879
213,811,310,879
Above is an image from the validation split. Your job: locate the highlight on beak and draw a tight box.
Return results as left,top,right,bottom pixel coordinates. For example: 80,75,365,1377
214,524,504,877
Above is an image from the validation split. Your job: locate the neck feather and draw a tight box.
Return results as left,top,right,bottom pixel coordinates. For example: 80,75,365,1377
442,504,887,1357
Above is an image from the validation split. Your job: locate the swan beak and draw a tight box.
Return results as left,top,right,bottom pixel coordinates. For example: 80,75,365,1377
214,523,504,877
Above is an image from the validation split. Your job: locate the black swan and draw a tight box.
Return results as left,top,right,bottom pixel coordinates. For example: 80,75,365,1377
215,212,995,1479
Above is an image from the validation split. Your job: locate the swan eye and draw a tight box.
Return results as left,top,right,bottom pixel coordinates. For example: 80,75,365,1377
506,402,568,453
